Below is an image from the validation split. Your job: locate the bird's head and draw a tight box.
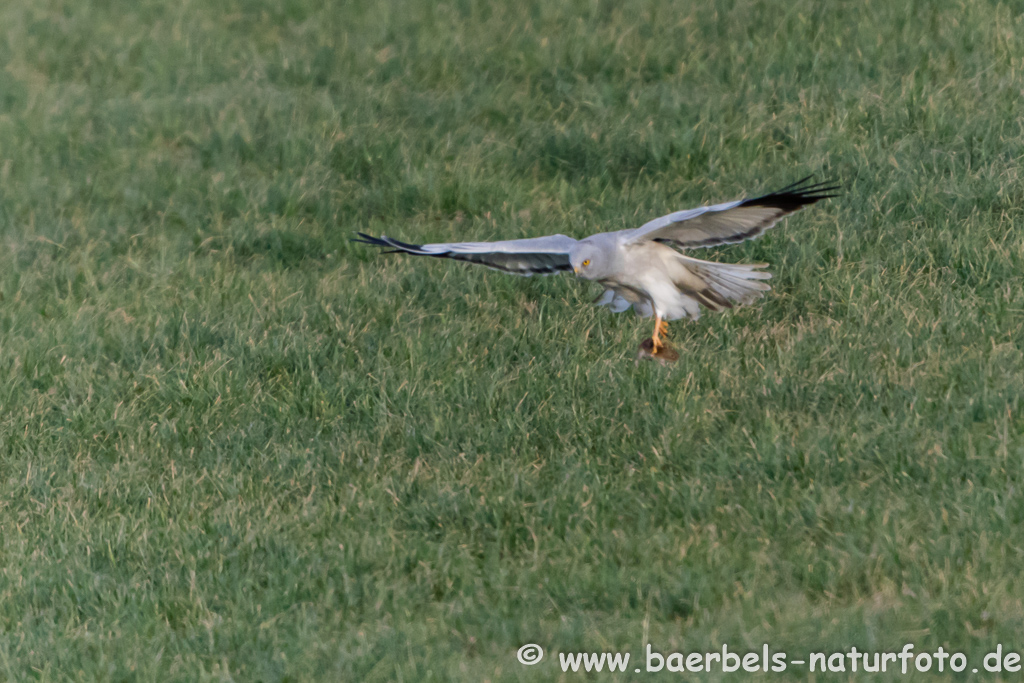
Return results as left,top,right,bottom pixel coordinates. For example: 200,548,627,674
569,241,607,280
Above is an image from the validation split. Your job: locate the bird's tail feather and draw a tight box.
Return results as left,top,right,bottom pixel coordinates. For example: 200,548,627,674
678,254,772,308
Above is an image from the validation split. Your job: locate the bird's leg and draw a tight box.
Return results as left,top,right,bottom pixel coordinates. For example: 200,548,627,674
651,314,665,353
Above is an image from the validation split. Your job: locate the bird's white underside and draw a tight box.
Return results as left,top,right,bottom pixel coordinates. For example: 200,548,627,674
593,240,772,321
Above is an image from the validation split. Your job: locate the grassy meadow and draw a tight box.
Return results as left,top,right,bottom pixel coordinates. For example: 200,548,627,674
2,0,1024,679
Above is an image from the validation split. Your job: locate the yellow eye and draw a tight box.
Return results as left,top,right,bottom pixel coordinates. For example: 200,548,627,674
582,259,591,267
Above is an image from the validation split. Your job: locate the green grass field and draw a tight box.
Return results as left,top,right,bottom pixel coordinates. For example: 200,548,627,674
2,0,1024,679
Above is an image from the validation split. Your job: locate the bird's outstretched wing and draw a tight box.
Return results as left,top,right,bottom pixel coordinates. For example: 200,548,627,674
353,233,577,276
622,177,839,249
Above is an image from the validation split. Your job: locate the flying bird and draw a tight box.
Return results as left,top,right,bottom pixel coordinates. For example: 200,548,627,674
354,177,837,354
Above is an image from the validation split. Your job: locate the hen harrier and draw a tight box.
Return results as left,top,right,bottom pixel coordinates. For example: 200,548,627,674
355,177,837,354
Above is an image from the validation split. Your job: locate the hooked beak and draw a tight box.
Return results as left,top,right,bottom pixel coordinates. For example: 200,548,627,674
573,266,580,275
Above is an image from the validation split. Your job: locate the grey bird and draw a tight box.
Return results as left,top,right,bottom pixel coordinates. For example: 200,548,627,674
354,177,837,353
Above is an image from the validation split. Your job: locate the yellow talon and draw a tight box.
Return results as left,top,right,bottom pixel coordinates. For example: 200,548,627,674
651,315,669,353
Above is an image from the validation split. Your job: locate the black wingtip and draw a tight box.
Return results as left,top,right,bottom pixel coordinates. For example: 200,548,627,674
381,235,429,252
350,232,438,257
351,232,389,247
744,176,841,211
